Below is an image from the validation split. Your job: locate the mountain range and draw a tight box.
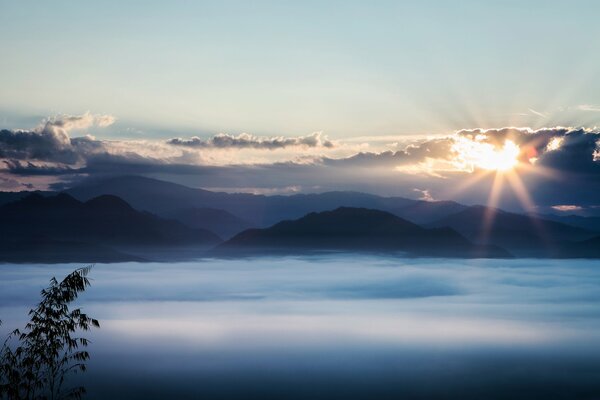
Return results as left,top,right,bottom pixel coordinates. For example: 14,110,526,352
0,175,599,262
215,207,510,258
0,193,221,262
428,206,596,256
64,175,468,226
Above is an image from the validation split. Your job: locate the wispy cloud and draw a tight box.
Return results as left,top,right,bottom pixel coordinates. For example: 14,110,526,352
551,205,583,212
413,188,434,201
528,108,548,118
575,104,600,112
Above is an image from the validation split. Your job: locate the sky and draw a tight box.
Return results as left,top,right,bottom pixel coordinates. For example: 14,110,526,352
1,1,600,213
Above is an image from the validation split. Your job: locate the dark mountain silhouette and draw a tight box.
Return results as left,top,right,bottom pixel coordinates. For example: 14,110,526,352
0,237,143,263
429,206,597,256
0,190,53,206
0,193,221,262
65,175,467,227
561,235,600,258
534,213,600,233
215,207,510,258
1,176,596,259
167,207,253,239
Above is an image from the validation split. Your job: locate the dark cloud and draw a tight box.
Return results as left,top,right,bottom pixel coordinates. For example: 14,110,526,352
0,113,114,164
167,132,334,149
447,127,600,208
456,127,600,174
2,160,77,176
535,129,600,174
1,117,599,211
0,128,81,164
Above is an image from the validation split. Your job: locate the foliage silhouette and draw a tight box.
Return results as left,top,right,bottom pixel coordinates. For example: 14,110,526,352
0,267,99,400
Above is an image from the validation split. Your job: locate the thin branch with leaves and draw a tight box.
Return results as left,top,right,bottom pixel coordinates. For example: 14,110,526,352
0,266,100,400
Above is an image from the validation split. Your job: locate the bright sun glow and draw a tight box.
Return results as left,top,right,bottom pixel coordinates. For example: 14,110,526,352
453,137,520,172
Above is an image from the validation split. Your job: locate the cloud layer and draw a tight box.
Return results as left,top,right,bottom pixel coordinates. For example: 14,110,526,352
1,115,599,212
0,112,114,164
167,132,334,150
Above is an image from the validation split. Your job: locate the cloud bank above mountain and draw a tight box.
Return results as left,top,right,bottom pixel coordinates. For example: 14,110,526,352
0,113,599,212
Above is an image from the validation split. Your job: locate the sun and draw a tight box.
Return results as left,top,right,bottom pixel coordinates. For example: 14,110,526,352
447,134,547,244
452,137,520,172
475,140,520,171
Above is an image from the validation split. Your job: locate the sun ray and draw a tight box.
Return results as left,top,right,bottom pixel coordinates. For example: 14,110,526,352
504,170,553,252
480,171,505,245
442,169,492,200
505,171,535,212
516,161,561,180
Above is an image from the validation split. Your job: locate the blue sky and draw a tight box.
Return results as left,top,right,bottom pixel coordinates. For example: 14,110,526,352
1,1,600,213
2,1,600,138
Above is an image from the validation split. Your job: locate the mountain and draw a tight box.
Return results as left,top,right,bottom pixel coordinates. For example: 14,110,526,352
66,175,467,227
561,235,600,258
215,207,510,258
429,206,597,256
166,207,253,239
0,193,222,262
534,213,600,233
0,237,143,263
0,190,53,206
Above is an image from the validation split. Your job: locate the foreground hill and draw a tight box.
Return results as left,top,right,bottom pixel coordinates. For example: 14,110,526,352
429,206,597,256
65,175,467,228
215,207,510,258
0,193,221,263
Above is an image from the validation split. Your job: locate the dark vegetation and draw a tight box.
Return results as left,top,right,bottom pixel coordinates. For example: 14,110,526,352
0,267,98,399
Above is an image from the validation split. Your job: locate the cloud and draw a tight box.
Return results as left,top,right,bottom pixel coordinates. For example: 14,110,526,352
575,104,600,112
1,116,600,211
455,127,600,173
167,132,334,150
551,205,583,212
528,108,548,118
0,112,115,164
323,137,454,168
413,188,434,201
41,112,115,133
0,175,34,190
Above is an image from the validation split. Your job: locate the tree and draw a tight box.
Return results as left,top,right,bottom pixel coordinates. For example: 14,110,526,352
0,267,99,400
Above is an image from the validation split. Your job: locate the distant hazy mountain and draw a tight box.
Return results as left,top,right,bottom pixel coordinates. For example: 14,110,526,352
0,193,221,262
429,205,597,256
167,207,253,239
215,207,510,258
66,175,467,227
2,177,596,260
534,213,600,233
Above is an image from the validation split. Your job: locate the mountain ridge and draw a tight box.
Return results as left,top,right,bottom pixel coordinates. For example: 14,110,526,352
215,207,511,258
0,192,222,262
